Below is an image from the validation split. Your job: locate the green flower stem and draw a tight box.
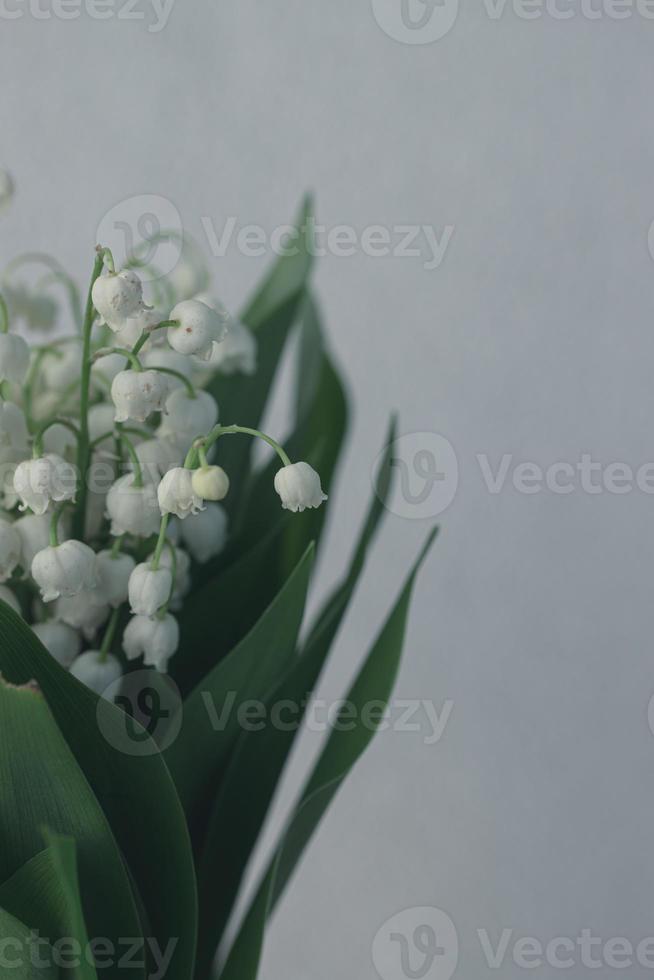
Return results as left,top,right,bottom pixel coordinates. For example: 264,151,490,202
0,294,8,333
117,430,143,488
99,606,120,663
157,540,177,617
147,365,196,399
198,445,209,468
32,418,81,458
199,424,291,467
73,251,104,540
130,320,179,359
49,504,67,548
94,346,142,372
151,515,169,571
110,534,124,558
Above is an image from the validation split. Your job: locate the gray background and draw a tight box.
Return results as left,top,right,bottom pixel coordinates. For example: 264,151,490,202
4,1,654,977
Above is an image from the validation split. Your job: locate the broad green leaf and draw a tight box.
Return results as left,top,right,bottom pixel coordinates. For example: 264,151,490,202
0,604,197,980
206,197,315,518
195,419,396,959
165,544,314,836
217,529,438,980
0,678,141,980
0,836,96,980
240,194,314,330
174,515,294,693
0,904,58,979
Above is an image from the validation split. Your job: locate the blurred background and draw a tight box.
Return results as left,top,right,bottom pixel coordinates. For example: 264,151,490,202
4,2,654,976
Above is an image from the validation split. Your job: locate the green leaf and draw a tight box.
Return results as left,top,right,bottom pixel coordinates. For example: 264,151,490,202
0,903,58,979
194,419,396,960
217,529,438,980
0,678,141,980
240,194,314,330
165,543,315,834
0,605,198,980
0,836,96,980
206,196,315,519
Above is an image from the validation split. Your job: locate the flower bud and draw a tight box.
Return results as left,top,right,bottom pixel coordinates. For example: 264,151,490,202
91,269,143,330
14,454,77,515
180,504,228,563
274,461,327,513
158,389,218,447
94,550,136,608
0,333,29,384
111,369,170,423
0,518,20,581
32,621,81,667
106,475,160,537
191,465,229,502
123,613,179,672
157,467,203,519
32,540,97,603
167,300,228,360
128,562,172,617
69,650,122,698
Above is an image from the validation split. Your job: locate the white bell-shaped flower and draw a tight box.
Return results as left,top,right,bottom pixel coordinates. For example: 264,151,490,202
179,504,228,564
14,513,52,569
128,562,172,617
147,545,190,609
167,300,228,360
133,437,183,483
0,584,20,616
202,319,256,376
41,343,81,389
157,467,203,519
32,539,97,603
123,613,179,672
106,475,160,537
191,465,229,502
0,332,29,384
42,423,77,459
69,650,122,698
111,369,169,423
158,388,218,447
0,518,21,581
32,621,81,667
14,453,77,515
94,550,136,608
92,269,143,329
274,461,327,513
55,592,110,639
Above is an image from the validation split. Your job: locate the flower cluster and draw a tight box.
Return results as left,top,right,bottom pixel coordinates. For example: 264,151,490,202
0,245,326,698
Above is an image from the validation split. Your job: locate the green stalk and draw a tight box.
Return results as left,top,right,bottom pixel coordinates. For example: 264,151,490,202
98,606,120,663
201,424,291,467
151,515,169,571
73,252,104,539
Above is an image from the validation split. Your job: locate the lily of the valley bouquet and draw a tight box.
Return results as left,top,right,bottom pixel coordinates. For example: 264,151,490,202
0,193,434,980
